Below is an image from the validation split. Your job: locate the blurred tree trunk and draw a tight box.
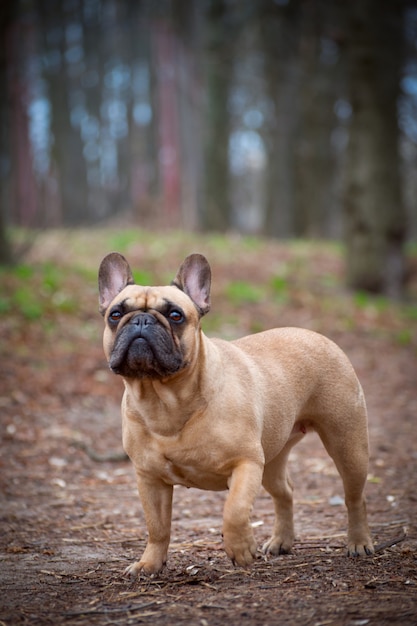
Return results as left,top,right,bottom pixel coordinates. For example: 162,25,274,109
38,2,87,225
0,3,14,263
344,0,406,298
293,1,342,238
153,20,182,226
260,2,298,238
174,1,204,231
202,0,232,231
128,14,158,226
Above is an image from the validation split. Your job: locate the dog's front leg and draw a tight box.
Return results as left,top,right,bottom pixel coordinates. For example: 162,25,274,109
223,461,263,567
125,474,173,578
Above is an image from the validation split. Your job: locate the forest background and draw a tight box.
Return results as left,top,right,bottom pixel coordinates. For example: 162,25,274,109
1,2,417,624
1,0,417,297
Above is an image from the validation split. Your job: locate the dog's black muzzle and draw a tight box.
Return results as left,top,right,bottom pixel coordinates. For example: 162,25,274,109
109,311,183,379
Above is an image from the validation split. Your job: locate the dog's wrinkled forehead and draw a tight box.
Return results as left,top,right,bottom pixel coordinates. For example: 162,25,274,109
111,284,194,314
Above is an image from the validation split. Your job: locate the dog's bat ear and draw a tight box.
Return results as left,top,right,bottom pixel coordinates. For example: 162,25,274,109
98,252,134,316
172,253,211,316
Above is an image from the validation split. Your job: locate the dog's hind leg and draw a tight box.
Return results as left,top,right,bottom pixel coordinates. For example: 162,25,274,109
315,414,374,557
261,435,304,556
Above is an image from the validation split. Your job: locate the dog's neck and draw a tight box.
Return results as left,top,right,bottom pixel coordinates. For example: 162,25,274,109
121,333,219,437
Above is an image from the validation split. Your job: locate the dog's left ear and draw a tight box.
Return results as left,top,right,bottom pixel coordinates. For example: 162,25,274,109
173,254,211,316
98,252,134,316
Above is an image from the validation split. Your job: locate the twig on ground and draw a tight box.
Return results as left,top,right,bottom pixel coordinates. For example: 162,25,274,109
64,601,160,617
374,531,408,553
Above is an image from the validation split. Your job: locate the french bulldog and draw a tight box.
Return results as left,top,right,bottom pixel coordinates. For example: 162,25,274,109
98,252,373,577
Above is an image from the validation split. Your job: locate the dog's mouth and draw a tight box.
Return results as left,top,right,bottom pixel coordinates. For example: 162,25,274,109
109,324,184,379
109,330,155,373
131,335,148,345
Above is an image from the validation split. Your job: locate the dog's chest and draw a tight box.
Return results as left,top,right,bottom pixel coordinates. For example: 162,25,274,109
158,444,230,490
128,428,230,491
159,456,224,490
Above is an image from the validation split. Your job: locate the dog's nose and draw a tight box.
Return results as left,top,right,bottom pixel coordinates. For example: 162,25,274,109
130,312,156,329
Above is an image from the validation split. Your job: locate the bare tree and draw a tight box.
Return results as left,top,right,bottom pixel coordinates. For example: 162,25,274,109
293,1,346,238
259,1,299,238
344,0,406,298
202,0,233,231
0,2,16,263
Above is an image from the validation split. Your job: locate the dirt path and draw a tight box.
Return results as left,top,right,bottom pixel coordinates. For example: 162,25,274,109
1,233,416,625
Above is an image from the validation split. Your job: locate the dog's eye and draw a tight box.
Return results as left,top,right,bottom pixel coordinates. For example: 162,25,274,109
109,310,122,323
169,310,183,323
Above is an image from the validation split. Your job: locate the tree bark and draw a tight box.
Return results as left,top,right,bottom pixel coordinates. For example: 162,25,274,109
260,1,298,238
344,0,406,298
202,0,233,231
0,3,14,263
293,0,344,238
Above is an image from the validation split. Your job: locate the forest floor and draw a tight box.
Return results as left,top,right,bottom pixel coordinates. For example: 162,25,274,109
1,229,417,626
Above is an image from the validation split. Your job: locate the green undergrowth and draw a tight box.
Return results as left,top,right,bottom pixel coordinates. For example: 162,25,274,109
0,228,416,350
0,262,78,320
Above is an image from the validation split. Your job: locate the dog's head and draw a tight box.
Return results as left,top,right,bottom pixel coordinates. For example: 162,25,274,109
98,253,211,379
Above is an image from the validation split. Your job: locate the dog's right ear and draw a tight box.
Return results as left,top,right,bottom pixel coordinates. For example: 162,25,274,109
98,252,134,316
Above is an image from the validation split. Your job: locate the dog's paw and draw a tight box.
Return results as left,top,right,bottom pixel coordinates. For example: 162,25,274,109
124,543,168,578
347,540,374,557
224,533,257,567
262,534,293,556
124,558,165,579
